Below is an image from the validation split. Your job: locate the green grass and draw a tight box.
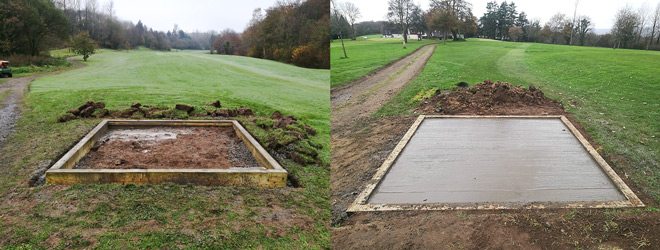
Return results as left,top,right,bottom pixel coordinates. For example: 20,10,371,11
331,34,436,87
0,49,330,248
379,38,660,201
50,48,77,58
30,49,329,159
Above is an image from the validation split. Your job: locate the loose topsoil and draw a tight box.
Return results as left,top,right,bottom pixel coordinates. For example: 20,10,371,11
416,80,565,115
76,126,260,169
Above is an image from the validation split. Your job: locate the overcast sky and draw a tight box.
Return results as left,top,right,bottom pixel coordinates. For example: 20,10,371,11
345,0,657,31
96,0,280,33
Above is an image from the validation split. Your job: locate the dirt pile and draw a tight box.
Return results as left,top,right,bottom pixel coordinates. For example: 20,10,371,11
417,80,565,115
256,111,321,165
58,101,254,122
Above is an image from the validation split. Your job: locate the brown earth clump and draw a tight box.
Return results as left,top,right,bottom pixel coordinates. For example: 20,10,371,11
174,104,194,113
417,80,565,115
58,101,255,122
58,101,108,122
210,100,222,108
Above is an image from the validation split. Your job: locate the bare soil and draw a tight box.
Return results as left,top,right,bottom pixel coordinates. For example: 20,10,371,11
331,80,659,249
417,80,565,115
331,44,436,128
77,127,260,169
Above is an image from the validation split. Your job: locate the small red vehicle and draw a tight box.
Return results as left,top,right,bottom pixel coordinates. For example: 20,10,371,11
0,60,12,78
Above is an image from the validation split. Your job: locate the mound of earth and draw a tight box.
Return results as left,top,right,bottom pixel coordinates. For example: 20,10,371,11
417,80,565,115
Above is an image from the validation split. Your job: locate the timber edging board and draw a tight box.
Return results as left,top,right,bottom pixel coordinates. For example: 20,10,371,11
46,119,287,188
347,115,644,212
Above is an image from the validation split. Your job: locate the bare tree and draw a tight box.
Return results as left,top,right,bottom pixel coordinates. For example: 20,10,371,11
104,0,114,18
428,0,474,40
341,2,360,40
331,0,348,58
508,26,523,41
636,3,649,44
612,6,640,48
546,13,567,44
648,2,660,49
575,16,592,46
387,0,416,43
569,0,579,45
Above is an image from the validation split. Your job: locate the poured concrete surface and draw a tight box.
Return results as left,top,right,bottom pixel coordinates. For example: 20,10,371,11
369,118,626,204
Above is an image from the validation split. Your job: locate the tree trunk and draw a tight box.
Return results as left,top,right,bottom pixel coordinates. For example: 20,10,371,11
351,24,356,40
339,33,348,58
402,24,408,43
648,19,657,49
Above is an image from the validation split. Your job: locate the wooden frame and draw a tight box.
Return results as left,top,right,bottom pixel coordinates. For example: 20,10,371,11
46,120,287,188
348,115,644,212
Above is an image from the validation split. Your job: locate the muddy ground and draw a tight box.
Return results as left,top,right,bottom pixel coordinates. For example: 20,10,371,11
0,76,34,148
77,127,260,169
331,44,436,128
331,81,659,249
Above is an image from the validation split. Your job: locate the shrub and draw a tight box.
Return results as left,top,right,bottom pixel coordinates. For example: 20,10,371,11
72,32,96,61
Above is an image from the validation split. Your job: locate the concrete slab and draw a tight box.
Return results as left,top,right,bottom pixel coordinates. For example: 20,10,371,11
349,116,643,211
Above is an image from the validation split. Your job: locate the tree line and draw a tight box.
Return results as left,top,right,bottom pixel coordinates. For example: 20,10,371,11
0,0,213,58
213,0,329,69
332,0,660,51
476,1,660,50
333,0,476,43
0,0,329,69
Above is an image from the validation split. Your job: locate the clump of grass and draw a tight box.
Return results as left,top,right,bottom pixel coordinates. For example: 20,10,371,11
412,87,438,101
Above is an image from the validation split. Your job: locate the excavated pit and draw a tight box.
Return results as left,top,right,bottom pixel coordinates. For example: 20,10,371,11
76,127,260,169
46,120,287,187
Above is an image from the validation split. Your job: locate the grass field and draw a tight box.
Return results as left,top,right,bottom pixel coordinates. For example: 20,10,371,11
377,39,660,203
330,34,435,87
0,50,330,248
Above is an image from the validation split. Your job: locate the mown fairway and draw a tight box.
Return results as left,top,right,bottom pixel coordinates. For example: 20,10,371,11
0,50,330,248
331,34,435,87
377,39,659,202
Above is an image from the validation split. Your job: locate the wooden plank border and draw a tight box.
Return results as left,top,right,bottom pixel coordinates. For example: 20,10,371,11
46,119,287,188
559,116,643,207
347,115,644,212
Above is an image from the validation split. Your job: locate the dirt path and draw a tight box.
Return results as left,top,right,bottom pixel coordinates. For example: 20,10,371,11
331,44,436,128
0,76,35,148
0,58,84,149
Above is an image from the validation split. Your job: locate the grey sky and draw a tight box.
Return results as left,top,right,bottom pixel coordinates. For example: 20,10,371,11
97,0,281,33
345,0,657,31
